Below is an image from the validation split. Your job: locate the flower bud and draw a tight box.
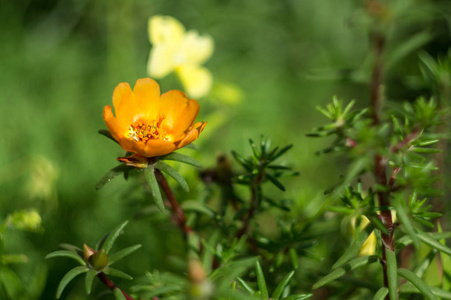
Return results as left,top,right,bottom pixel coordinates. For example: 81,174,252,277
83,244,96,262
90,249,108,271
188,259,213,300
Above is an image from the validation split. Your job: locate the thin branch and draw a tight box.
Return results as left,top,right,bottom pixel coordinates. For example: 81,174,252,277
237,173,263,238
390,128,421,153
154,169,192,236
369,28,394,299
97,272,135,300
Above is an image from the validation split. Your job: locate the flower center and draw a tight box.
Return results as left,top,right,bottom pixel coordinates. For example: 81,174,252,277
127,115,170,142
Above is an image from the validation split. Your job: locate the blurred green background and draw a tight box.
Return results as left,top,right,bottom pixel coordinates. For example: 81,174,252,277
0,0,450,298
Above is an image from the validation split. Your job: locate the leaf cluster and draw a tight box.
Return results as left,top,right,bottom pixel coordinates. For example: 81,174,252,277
46,221,141,299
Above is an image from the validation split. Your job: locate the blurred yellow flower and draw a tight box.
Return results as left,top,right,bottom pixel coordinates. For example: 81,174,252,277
147,15,214,98
103,78,206,158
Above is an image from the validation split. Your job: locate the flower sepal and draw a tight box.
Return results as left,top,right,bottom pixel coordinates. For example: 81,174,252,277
117,154,152,169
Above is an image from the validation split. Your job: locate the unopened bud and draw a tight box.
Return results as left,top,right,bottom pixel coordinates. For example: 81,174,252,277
83,244,96,262
188,259,213,299
90,249,108,271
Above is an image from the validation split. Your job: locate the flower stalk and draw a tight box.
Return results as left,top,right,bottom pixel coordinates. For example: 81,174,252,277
97,272,135,300
154,169,192,236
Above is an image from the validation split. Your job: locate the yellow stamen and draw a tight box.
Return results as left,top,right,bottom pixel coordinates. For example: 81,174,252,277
126,115,167,142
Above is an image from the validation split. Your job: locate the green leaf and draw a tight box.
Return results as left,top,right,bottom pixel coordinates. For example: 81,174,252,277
56,266,89,298
159,152,201,168
332,225,373,269
272,145,293,161
2,254,28,265
231,150,253,171
414,249,437,279
102,220,129,254
366,215,389,235
45,250,85,266
373,287,388,300
108,244,142,266
280,294,312,300
98,129,119,144
103,268,133,280
255,261,268,299
272,270,295,300
289,248,298,269
385,31,432,71
400,283,451,299
154,161,189,192
438,223,451,290
59,243,83,253
398,268,437,300
181,200,216,217
85,269,96,295
313,256,379,289
393,196,419,248
263,197,291,212
236,277,255,294
386,249,397,300
0,267,24,298
113,287,127,300
96,164,134,190
411,147,441,153
249,138,261,158
418,232,451,256
265,173,286,191
144,167,165,212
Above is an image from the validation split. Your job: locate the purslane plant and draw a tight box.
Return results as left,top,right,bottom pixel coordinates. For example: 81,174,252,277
307,5,450,298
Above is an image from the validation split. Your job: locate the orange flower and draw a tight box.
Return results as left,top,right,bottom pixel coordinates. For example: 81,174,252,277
103,78,206,158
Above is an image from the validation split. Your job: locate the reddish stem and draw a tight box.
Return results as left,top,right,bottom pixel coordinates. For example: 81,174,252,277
97,272,135,300
237,173,263,238
370,30,394,299
390,128,421,154
154,169,192,236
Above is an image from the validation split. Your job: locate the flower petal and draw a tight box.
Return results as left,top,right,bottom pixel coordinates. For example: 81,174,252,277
177,122,206,148
159,90,192,130
143,139,177,157
177,65,213,98
103,105,134,152
132,78,161,121
179,30,214,65
112,82,138,128
148,15,185,45
147,45,178,79
170,99,200,138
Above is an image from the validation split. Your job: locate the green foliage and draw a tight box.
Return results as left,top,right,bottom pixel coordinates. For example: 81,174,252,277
46,221,140,298
1,0,450,299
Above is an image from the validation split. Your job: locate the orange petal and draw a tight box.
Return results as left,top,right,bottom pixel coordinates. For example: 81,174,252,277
176,122,206,148
143,139,177,157
193,121,207,133
169,98,200,138
103,105,136,153
112,82,138,128
132,78,161,121
159,90,191,130
103,105,123,142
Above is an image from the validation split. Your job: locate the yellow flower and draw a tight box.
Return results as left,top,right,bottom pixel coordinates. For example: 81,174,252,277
103,78,206,158
147,15,214,98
